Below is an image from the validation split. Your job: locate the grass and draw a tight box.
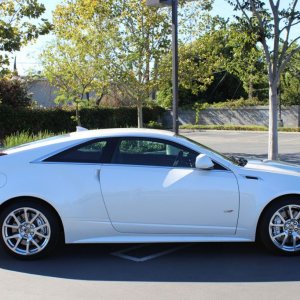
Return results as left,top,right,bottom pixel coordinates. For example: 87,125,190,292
3,131,60,148
180,124,300,132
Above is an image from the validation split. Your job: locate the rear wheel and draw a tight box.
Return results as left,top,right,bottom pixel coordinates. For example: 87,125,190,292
0,201,61,259
260,198,300,255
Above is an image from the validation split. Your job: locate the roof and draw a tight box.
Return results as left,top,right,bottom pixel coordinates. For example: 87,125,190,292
4,128,175,155
69,128,175,139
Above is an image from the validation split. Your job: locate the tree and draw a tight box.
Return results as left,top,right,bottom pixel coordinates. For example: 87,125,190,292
157,15,225,107
109,0,172,127
0,76,31,107
41,0,213,127
228,0,300,160
223,21,267,99
42,42,108,125
0,0,52,74
157,16,265,107
41,0,115,125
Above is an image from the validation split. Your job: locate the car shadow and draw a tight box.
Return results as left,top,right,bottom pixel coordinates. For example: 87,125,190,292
0,242,299,282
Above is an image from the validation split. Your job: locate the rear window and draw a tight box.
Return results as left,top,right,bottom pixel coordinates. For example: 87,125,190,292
44,139,116,163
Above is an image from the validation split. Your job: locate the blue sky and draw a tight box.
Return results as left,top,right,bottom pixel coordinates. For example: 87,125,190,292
10,0,236,75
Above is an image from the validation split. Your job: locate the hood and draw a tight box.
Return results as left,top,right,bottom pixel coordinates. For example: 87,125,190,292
245,159,300,176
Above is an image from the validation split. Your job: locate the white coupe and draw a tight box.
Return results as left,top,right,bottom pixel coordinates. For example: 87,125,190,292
1,128,300,258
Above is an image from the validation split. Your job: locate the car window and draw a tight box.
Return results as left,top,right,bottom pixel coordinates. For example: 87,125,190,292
112,138,198,168
44,139,114,163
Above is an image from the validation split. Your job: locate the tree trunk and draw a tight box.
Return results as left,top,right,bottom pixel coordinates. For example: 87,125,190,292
248,78,253,100
96,93,104,106
137,102,143,128
268,82,278,160
76,101,81,126
151,58,159,101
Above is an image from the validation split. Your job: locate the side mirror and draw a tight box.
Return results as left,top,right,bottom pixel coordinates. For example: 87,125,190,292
195,154,214,170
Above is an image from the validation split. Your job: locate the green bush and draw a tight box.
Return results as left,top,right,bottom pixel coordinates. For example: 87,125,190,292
193,97,268,111
145,120,164,129
0,106,165,140
180,124,300,132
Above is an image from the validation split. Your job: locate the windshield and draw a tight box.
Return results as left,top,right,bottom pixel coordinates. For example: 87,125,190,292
179,135,247,167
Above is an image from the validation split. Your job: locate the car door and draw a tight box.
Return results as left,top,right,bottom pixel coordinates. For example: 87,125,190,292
41,138,116,222
100,137,239,235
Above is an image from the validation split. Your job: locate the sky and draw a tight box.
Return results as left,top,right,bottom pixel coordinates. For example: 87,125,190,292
9,0,237,75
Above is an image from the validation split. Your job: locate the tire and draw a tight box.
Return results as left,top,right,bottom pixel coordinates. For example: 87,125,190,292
259,197,300,255
0,200,61,259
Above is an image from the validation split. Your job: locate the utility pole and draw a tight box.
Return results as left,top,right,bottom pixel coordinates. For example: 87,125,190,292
146,0,179,134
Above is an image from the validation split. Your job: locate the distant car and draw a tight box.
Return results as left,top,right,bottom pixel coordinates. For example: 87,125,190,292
1,128,300,259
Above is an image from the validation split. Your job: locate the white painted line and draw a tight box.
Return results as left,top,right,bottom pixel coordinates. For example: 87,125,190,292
111,244,191,262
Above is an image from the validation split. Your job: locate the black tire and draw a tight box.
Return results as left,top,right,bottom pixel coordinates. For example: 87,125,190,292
0,200,61,259
259,197,300,255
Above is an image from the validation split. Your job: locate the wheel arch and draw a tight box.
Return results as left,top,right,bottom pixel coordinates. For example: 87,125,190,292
255,193,300,241
0,196,65,242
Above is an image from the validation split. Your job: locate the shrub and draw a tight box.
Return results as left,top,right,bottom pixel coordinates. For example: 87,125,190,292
180,124,300,132
145,121,164,129
0,106,165,140
193,97,268,110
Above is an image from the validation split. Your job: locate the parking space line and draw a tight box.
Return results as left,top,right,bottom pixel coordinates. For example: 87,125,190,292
111,244,191,262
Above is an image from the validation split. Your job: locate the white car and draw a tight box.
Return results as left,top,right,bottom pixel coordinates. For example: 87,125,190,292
0,128,300,259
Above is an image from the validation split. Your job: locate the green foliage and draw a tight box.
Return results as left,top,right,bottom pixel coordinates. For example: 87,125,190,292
222,19,268,98
281,50,300,105
193,97,267,125
156,86,173,108
0,76,31,107
202,97,268,109
145,121,163,129
0,0,52,73
158,16,224,101
119,139,165,153
180,124,300,132
0,106,165,140
3,131,60,148
41,0,213,126
157,16,266,107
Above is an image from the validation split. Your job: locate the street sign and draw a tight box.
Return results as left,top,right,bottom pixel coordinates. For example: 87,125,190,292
146,0,172,7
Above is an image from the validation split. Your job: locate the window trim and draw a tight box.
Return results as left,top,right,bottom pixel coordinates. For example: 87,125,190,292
32,135,229,171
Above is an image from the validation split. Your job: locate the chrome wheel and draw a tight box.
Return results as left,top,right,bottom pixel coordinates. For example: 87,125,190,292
2,207,51,256
269,204,300,252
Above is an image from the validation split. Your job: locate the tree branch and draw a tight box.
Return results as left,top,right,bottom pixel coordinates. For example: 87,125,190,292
278,0,299,68
279,44,300,78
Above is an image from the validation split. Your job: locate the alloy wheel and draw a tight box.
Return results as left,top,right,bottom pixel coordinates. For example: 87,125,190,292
2,207,51,256
269,204,300,252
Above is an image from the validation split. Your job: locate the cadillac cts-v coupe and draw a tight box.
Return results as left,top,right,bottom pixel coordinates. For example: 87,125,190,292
1,128,300,258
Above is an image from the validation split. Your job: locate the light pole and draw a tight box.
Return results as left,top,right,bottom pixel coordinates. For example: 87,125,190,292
146,0,179,134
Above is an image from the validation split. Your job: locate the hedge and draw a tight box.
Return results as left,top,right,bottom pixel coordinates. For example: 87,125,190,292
0,106,165,140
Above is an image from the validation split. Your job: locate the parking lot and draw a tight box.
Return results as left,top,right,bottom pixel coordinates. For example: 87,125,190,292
1,130,300,299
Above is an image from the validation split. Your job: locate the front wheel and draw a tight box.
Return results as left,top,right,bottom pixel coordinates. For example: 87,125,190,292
0,201,61,259
259,198,300,255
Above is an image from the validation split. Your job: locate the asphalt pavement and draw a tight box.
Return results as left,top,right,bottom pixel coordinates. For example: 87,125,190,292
183,130,300,163
1,130,300,300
